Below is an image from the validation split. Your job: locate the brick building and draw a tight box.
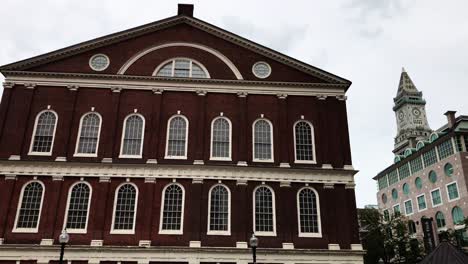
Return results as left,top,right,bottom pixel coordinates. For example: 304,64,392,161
0,5,363,264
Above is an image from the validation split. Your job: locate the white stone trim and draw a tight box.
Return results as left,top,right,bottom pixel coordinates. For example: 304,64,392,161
159,182,185,235
119,113,145,159
416,193,427,212
28,109,58,156
209,116,232,161
297,187,322,238
13,180,45,233
253,184,277,236
8,155,21,161
165,114,189,160
351,244,363,251
118,42,242,79
63,181,93,234
207,183,231,236
0,161,357,184
252,61,271,79
430,187,443,207
90,240,103,247
328,244,340,250
445,180,460,202
138,240,151,247
110,182,139,234
282,243,294,249
189,241,201,248
74,112,103,157
89,54,110,72
403,199,414,216
39,239,54,246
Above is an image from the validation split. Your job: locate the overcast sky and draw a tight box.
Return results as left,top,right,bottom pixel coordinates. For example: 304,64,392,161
1,0,467,207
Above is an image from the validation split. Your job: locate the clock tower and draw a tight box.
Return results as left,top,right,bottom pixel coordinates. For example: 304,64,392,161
393,68,432,155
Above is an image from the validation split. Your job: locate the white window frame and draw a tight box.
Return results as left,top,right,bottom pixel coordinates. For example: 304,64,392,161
392,204,401,216
252,118,274,163
13,180,45,233
209,116,232,161
416,194,427,212
119,113,145,159
62,181,92,234
296,187,322,237
164,115,189,160
207,184,231,235
293,120,317,164
430,187,443,208
159,183,185,235
28,110,58,156
403,199,414,216
446,181,460,202
74,112,103,157
152,57,211,78
253,185,277,236
110,182,139,234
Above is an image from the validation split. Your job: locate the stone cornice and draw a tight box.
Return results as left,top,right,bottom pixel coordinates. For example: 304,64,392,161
0,160,357,185
4,71,348,97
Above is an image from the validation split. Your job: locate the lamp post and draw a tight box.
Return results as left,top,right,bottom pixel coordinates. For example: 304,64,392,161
58,229,70,264
249,234,258,264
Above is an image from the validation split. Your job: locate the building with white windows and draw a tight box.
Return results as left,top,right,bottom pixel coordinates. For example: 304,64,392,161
374,68,468,244
0,4,363,264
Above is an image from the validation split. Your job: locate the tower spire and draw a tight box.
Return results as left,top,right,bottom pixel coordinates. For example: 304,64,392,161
397,67,418,95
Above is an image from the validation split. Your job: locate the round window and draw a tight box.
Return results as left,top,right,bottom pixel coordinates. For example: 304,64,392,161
444,163,453,177
252,61,271,78
392,189,398,200
415,177,422,189
382,193,387,204
89,54,110,71
429,170,437,183
403,183,410,195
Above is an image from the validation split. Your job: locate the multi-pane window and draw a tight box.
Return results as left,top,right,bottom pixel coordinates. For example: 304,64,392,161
454,136,463,152
388,170,399,185
30,111,57,154
161,184,184,232
65,183,91,231
294,121,315,162
464,135,468,152
15,181,44,231
438,140,454,160
415,177,423,190
155,58,209,78
166,116,188,158
120,114,144,157
297,188,320,235
393,204,401,216
417,195,427,211
383,210,390,221
211,117,231,160
75,113,101,155
398,163,410,179
446,182,459,201
208,185,230,233
452,206,464,225
378,175,388,190
404,200,413,215
112,184,137,232
423,148,438,167
435,211,446,229
254,186,275,234
410,156,423,173
431,189,442,206
253,119,273,161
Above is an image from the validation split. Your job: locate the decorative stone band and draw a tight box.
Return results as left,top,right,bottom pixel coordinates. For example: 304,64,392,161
0,245,365,263
0,160,357,185
4,72,349,98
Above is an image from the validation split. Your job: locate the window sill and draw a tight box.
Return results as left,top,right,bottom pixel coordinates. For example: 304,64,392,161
294,160,317,164
159,229,183,235
209,157,232,161
252,159,274,163
254,231,276,237
164,156,187,160
66,229,87,234
298,232,322,238
447,197,460,202
207,230,231,236
417,207,427,212
12,228,38,233
110,229,135,235
118,155,142,159
28,152,52,156
74,153,98,158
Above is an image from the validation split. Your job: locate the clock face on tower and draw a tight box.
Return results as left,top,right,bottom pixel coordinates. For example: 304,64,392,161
398,111,404,121
412,107,421,117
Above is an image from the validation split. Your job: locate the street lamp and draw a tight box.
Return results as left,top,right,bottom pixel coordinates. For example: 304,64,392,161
58,229,70,264
249,234,258,264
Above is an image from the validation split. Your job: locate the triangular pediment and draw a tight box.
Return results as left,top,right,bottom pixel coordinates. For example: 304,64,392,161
0,14,351,86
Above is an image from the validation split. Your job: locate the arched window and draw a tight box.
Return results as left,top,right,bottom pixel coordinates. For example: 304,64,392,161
14,181,45,232
294,121,315,163
435,211,446,229
29,110,58,155
111,183,138,233
160,183,185,234
210,117,232,160
452,206,464,225
64,182,92,232
253,186,276,235
154,58,209,78
207,184,230,234
165,115,189,159
297,187,321,237
120,114,145,158
253,119,273,162
408,220,417,235
75,112,102,156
